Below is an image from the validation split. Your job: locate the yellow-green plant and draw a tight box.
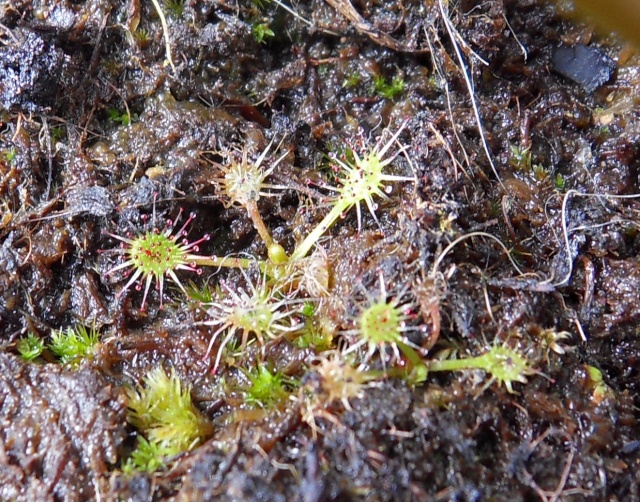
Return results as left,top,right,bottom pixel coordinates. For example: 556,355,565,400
125,366,212,472
290,121,414,260
372,74,405,100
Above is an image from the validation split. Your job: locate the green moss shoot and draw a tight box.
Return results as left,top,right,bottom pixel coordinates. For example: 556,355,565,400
49,325,99,367
17,333,45,362
242,363,290,408
126,366,212,462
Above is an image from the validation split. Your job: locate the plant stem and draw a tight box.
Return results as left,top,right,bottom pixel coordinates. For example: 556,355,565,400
245,200,274,250
245,200,289,264
427,354,488,373
191,255,255,269
290,199,350,261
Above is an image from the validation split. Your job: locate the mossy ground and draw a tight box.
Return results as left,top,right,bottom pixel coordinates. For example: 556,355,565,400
1,0,640,500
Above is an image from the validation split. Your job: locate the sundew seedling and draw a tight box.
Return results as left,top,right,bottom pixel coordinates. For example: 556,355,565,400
101,198,212,310
203,269,303,373
427,341,538,394
290,121,415,261
212,138,290,264
342,273,423,370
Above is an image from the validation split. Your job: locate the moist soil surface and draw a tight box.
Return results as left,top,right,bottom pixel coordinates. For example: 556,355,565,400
1,0,640,501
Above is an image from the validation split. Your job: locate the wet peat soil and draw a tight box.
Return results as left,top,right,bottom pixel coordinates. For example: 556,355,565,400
1,0,640,500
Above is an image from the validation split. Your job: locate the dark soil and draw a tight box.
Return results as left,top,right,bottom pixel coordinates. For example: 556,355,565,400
1,0,639,500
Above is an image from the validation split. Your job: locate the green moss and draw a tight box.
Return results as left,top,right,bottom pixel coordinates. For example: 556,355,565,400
133,27,152,47
164,0,185,18
126,366,212,451
49,325,99,367
343,72,361,89
107,107,132,126
183,280,217,304
3,147,17,164
532,164,548,181
508,144,532,171
252,22,275,44
294,324,333,351
242,363,291,408
17,333,44,362
123,437,175,474
372,74,405,100
50,126,65,142
124,366,212,472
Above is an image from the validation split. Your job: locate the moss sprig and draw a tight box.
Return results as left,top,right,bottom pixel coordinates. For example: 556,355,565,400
125,366,212,472
17,333,45,362
49,325,99,368
241,363,291,408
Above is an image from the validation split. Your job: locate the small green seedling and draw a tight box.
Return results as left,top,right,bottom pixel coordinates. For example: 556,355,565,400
534,327,569,363
125,366,212,472
123,436,174,474
508,144,532,171
17,333,44,362
107,107,133,126
2,147,17,164
532,164,548,181
50,126,65,142
342,72,361,89
183,280,217,304
49,325,99,367
164,0,185,18
585,365,613,404
252,22,274,44
294,322,334,351
133,27,152,47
